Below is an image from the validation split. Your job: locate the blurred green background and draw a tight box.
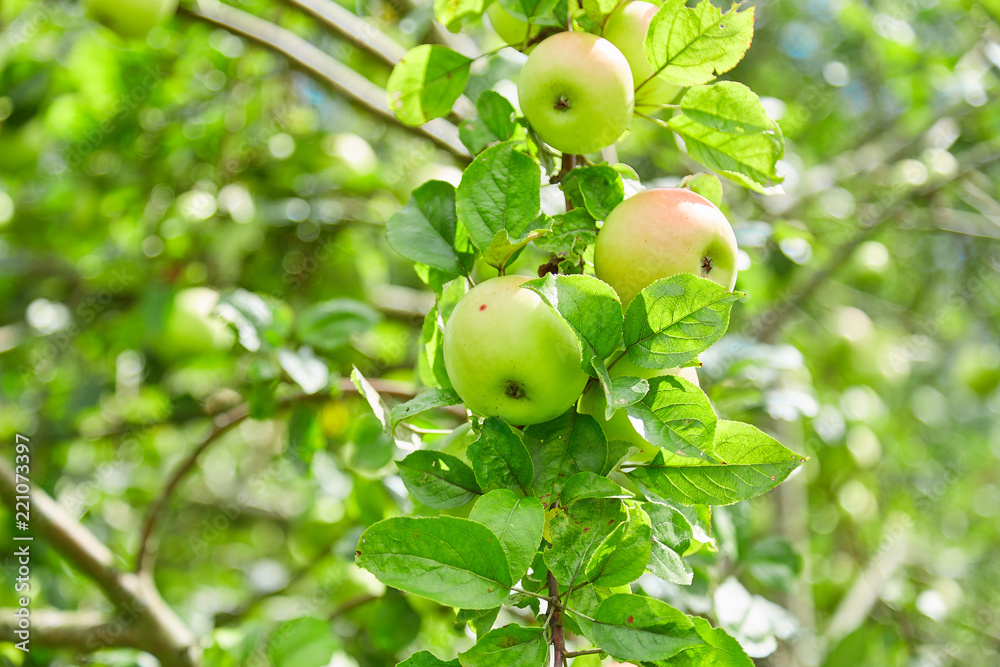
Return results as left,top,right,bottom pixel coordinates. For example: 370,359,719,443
1,0,999,665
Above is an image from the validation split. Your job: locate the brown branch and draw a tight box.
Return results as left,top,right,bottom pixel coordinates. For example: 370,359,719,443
751,143,1000,342
182,1,469,159
283,0,406,65
282,0,478,119
547,571,565,667
0,609,146,652
0,460,199,666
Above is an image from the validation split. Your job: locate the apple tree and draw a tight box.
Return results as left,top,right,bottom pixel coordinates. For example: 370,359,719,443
352,1,803,665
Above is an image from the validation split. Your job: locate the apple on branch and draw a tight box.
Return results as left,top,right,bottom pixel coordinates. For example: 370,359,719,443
578,359,701,462
486,2,542,49
602,1,683,110
595,187,739,307
443,275,589,425
517,31,634,155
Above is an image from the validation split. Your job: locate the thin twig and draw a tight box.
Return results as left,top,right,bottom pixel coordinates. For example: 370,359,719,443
563,647,605,658
183,1,469,159
136,377,464,573
215,533,341,625
328,593,379,620
752,144,1000,341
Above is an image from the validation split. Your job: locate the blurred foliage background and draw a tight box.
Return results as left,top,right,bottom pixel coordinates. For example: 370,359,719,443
1,0,1000,665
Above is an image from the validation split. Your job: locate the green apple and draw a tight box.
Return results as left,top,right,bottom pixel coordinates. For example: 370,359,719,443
85,0,178,38
517,31,634,155
595,187,738,306
443,275,589,425
602,1,682,110
578,358,700,461
157,287,235,359
487,2,541,47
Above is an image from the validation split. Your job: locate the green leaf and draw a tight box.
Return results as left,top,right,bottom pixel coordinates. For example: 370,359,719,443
523,410,608,504
545,498,625,586
467,418,535,493
298,298,381,351
388,45,473,126
560,165,625,220
398,651,461,667
623,274,739,370
397,451,482,509
460,91,520,154
499,0,562,25
645,501,693,553
603,375,650,421
644,0,755,87
417,303,452,389
668,114,783,193
623,374,718,461
533,208,598,258
474,608,501,638
434,0,489,31
457,607,502,639
277,347,329,394
644,501,694,585
745,537,802,592
679,172,724,208
287,407,325,464
217,289,292,352
587,502,652,587
589,594,704,662
470,490,544,582
581,0,620,23
351,366,390,432
680,82,778,135
359,589,421,653
386,180,474,277
560,472,633,506
648,540,693,586
267,616,338,667
627,421,807,506
603,438,638,476
482,219,552,271
458,625,547,667
648,616,753,666
390,387,462,431
456,142,542,250
523,273,624,377
356,516,512,609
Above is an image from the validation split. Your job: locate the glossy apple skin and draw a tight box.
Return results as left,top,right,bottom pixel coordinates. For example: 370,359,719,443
443,275,589,425
487,2,541,47
595,188,738,306
85,0,177,38
578,358,700,461
517,32,634,155
603,1,682,109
